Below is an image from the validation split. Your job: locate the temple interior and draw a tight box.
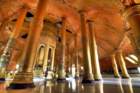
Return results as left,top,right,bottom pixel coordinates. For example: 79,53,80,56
1,0,140,93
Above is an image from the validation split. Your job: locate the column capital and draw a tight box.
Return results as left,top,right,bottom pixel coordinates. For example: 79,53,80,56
87,19,94,23
78,10,87,16
78,10,86,13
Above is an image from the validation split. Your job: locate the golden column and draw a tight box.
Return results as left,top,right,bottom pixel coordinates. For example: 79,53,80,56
43,45,49,72
9,0,48,89
122,0,140,63
111,54,120,78
65,44,71,77
51,47,56,71
79,11,94,83
116,51,130,78
57,18,67,81
87,20,102,80
46,47,56,80
0,8,27,81
75,34,80,78
34,44,46,77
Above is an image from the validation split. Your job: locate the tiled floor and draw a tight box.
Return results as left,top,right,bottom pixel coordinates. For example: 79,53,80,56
0,77,140,93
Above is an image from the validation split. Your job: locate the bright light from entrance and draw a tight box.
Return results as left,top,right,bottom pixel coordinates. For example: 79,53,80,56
129,54,138,61
125,57,137,64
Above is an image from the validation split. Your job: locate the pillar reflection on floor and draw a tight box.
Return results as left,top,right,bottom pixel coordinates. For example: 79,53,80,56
95,81,104,93
122,79,134,93
1,77,140,93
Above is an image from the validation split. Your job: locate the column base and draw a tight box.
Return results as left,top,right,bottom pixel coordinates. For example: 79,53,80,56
45,71,54,80
94,79,102,81
8,72,34,89
114,75,121,78
8,83,35,89
122,76,130,79
94,75,102,81
0,78,5,81
57,78,66,82
82,79,94,84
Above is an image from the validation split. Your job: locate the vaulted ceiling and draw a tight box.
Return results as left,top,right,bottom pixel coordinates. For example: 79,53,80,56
0,0,136,63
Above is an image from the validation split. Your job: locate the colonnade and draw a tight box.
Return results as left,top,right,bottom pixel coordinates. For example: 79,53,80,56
0,0,139,89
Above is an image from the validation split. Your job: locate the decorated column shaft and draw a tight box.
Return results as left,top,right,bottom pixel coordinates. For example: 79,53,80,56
51,47,56,71
87,20,102,80
34,44,46,77
0,8,27,81
111,54,120,78
9,0,48,89
57,18,67,81
116,51,130,78
75,34,80,78
44,47,55,80
79,11,94,83
65,44,70,77
43,45,49,72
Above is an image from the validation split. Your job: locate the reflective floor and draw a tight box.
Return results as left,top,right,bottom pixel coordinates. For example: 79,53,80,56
0,77,140,93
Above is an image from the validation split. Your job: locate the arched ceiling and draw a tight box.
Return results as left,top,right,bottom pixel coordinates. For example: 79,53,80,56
0,0,135,59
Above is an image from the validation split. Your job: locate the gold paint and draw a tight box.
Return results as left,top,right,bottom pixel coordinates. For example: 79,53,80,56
57,18,67,79
50,47,56,71
111,54,120,78
10,0,48,85
43,45,49,72
87,20,102,80
79,11,94,81
75,34,80,78
116,51,130,78
0,8,27,79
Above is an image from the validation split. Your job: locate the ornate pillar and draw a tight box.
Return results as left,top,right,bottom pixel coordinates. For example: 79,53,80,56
79,11,94,83
65,44,71,77
43,45,49,72
122,0,140,63
57,18,66,81
9,0,48,89
45,47,56,80
0,8,27,81
34,44,45,77
111,54,120,78
87,20,102,80
116,51,130,78
75,34,80,78
51,47,56,71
